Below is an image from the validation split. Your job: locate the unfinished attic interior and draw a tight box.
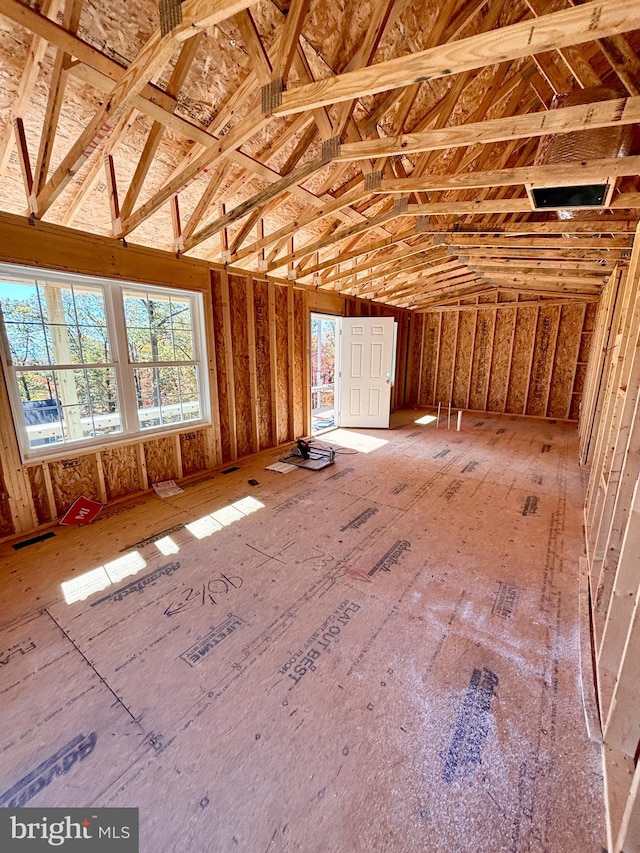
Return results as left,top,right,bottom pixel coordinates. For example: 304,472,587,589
1,0,640,849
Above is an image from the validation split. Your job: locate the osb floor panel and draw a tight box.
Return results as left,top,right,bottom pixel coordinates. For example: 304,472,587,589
0,411,606,852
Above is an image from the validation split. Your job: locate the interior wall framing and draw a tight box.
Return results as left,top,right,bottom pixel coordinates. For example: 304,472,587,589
579,223,640,853
407,294,597,421
0,212,409,541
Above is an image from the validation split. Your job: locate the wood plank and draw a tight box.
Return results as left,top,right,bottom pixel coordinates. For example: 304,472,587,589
472,260,610,275
503,306,520,413
337,96,640,162
60,109,139,228
335,255,457,295
65,55,340,217
220,269,238,460
13,118,33,202
173,434,184,481
604,533,640,758
267,281,280,447
103,154,121,234
465,310,479,408
586,264,638,544
33,0,84,195
449,310,460,406
234,9,272,85
616,758,640,853
301,291,311,437
246,277,260,453
119,35,202,222
186,154,329,251
464,258,618,274
287,285,296,439
232,186,373,265
267,209,397,272
566,303,589,420
120,108,271,238
319,240,441,286
331,0,401,139
390,276,484,308
484,308,498,411
273,0,640,115
449,245,627,260
171,195,183,251
592,279,640,631
271,0,311,83
599,470,640,682
444,233,634,246
525,0,602,88
379,154,640,194
182,165,228,245
579,270,622,464
432,312,443,407
228,274,253,457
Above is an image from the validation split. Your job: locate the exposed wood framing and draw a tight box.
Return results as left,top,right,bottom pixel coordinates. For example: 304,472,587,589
273,0,640,115
580,224,640,853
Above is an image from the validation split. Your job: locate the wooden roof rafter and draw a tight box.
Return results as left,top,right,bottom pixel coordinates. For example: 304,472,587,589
0,0,639,310
32,0,258,218
272,0,640,116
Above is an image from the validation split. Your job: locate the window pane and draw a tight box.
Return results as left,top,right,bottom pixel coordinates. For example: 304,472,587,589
79,325,111,362
172,328,194,360
0,279,109,367
134,366,201,428
170,298,192,328
17,367,121,450
7,323,49,366
124,290,195,363
123,292,149,326
0,281,45,364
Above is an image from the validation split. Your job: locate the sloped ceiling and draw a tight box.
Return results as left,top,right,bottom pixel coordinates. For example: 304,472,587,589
0,0,639,309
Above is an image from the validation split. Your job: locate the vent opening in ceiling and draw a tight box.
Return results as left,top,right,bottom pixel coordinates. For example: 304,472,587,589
532,86,632,220
530,184,610,210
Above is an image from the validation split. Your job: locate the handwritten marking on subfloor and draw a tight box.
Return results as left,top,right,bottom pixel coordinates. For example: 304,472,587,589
0,637,36,667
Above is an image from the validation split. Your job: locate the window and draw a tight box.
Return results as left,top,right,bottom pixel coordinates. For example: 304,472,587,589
0,264,209,460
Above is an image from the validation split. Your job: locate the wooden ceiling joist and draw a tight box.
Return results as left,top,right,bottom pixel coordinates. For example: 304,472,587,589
0,0,639,310
272,0,640,116
378,155,640,195
337,96,640,163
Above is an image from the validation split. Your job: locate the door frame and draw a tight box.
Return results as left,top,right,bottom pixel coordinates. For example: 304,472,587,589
309,311,341,435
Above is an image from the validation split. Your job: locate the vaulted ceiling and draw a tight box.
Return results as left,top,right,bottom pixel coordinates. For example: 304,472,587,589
0,0,639,309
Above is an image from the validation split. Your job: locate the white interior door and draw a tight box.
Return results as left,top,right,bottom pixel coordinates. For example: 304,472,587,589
338,317,396,428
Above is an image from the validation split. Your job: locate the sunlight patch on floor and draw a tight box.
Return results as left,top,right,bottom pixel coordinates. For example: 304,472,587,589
321,429,388,453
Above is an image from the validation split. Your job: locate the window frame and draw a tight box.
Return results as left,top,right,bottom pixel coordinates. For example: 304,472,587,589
0,262,211,462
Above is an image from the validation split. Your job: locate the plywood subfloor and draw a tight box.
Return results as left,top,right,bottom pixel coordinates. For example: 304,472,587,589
0,411,606,852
